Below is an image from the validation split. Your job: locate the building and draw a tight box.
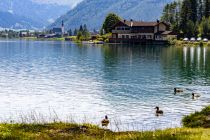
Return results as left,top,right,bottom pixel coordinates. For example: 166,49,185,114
51,20,65,37
19,30,35,37
109,19,177,44
52,28,62,36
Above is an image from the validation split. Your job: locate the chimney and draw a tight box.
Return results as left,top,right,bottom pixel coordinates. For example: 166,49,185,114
124,19,126,23
130,19,133,27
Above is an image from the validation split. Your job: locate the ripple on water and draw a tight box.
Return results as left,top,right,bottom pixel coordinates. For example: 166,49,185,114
0,41,209,131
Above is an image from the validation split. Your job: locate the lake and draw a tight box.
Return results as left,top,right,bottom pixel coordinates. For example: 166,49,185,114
0,40,209,131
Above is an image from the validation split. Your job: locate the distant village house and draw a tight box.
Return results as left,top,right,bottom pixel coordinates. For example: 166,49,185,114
49,20,66,38
19,30,35,37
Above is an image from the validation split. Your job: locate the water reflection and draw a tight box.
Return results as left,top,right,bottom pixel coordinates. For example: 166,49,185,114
0,41,209,131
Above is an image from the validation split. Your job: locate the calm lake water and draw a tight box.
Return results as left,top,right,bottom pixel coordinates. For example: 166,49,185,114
0,40,210,131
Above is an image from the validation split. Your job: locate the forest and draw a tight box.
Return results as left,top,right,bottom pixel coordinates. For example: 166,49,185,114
161,0,210,38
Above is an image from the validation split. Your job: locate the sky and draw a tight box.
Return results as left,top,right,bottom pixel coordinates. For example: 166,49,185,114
33,0,83,7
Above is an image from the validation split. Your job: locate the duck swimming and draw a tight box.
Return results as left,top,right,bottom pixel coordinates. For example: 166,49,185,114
174,88,184,93
155,107,164,115
101,115,109,127
192,93,201,99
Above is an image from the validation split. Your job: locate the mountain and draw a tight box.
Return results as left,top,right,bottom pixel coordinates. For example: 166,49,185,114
0,11,41,29
0,0,70,29
49,0,174,31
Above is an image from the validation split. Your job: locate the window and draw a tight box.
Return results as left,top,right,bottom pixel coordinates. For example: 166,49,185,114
112,34,116,38
131,36,137,39
122,35,125,38
147,35,152,39
126,35,129,38
125,27,130,30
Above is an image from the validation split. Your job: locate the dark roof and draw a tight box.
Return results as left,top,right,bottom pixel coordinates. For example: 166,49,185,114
155,31,177,35
155,31,165,35
162,31,177,35
52,28,62,33
113,20,170,28
122,20,158,27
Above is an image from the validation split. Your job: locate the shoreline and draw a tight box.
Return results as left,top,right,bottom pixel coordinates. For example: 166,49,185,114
172,40,210,47
0,123,208,139
0,106,208,139
1,37,210,47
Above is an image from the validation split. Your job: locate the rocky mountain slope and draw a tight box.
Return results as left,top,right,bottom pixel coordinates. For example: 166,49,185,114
49,0,174,30
0,0,70,29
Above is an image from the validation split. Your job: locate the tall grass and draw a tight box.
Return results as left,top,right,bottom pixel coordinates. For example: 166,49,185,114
0,106,209,139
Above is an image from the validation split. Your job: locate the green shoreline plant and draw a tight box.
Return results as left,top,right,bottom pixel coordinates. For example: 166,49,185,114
0,106,209,139
183,106,210,128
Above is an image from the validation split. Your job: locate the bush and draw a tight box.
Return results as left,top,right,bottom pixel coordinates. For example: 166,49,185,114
182,106,210,128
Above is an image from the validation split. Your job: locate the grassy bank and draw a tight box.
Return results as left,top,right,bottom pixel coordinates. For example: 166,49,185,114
0,123,209,140
173,40,210,47
23,37,65,41
0,106,209,139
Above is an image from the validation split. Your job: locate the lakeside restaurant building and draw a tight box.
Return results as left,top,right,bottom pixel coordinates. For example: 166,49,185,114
109,19,177,44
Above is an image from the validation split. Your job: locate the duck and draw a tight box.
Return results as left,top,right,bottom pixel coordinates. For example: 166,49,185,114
174,88,184,93
192,93,201,99
101,115,109,127
155,106,164,115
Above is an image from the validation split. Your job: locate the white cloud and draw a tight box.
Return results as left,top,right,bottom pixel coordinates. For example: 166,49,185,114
33,0,83,8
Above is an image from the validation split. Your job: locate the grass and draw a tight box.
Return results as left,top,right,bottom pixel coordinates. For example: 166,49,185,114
0,106,209,139
22,37,65,41
183,106,210,128
0,123,209,140
174,40,210,47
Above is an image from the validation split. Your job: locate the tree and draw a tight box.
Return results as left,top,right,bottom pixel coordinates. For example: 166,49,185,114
77,31,83,40
199,17,210,37
68,29,72,36
186,20,198,37
180,0,192,32
102,13,121,33
74,29,78,36
161,4,170,23
190,0,198,23
79,25,83,32
197,0,203,21
93,29,97,33
82,24,90,39
161,1,181,32
161,0,209,37
204,0,209,18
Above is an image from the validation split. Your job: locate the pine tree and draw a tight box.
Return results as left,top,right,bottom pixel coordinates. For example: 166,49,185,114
161,4,170,23
161,1,181,32
180,0,194,33
68,29,72,36
197,0,203,22
77,31,83,40
74,29,78,36
204,0,209,17
79,25,83,32
82,24,90,39
199,17,210,37
190,0,198,23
